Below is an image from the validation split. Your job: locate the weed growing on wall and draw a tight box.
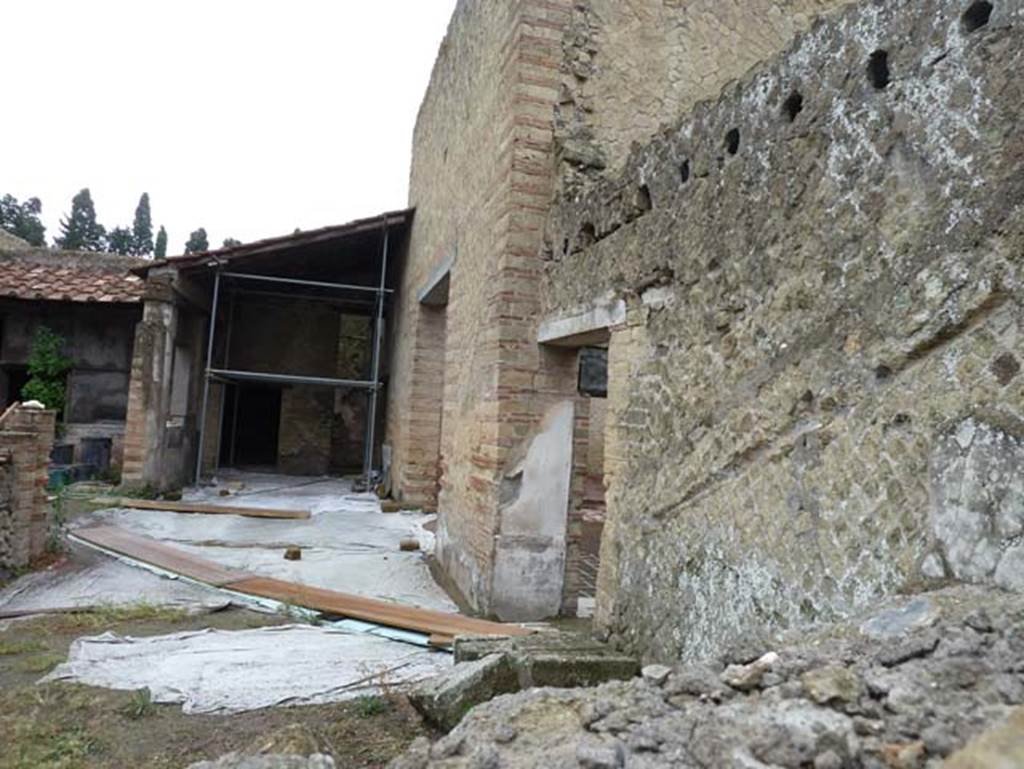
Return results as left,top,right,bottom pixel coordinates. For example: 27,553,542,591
21,326,71,415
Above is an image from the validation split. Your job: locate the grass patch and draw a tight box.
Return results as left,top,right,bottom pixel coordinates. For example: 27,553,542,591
55,603,189,631
0,640,47,656
1,687,105,769
0,609,432,768
353,695,390,719
119,688,155,720
16,653,65,674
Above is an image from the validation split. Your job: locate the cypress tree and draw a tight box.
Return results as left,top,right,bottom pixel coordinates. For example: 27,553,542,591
55,188,106,251
154,225,168,258
131,193,154,256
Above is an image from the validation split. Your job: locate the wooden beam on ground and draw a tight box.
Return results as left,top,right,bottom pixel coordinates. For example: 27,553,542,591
101,498,311,520
72,525,530,640
73,526,247,586
224,576,529,639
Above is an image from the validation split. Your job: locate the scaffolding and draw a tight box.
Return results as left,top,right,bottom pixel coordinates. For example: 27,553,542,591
194,217,392,488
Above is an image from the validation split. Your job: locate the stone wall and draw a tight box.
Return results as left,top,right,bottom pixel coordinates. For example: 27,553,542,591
556,0,856,191
544,0,1024,660
389,0,576,616
0,404,56,571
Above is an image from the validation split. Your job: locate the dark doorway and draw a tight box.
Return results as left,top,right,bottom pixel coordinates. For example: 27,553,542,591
2,365,30,409
220,384,282,468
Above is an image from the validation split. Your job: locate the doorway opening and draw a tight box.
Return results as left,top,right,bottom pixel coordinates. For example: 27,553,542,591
219,383,282,469
575,346,608,613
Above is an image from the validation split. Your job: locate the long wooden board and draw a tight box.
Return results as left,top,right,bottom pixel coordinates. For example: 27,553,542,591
104,498,310,520
74,526,247,586
73,525,529,639
224,576,529,639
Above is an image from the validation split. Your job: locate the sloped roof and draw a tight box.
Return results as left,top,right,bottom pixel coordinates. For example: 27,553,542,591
0,248,145,304
142,208,413,273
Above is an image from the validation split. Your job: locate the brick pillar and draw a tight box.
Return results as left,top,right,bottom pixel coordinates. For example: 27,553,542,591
0,405,57,569
122,284,178,488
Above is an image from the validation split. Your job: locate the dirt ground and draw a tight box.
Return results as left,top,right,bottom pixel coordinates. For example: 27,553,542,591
0,605,435,769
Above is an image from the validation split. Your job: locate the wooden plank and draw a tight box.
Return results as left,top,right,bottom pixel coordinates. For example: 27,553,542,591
72,525,529,639
223,576,530,639
73,526,247,587
103,497,310,520
428,634,455,649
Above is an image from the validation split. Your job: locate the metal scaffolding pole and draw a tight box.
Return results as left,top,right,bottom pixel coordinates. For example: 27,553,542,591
221,271,393,294
208,368,377,389
194,269,222,484
363,217,390,487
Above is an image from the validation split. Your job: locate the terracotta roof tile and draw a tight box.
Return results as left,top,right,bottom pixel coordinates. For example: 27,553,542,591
0,248,145,304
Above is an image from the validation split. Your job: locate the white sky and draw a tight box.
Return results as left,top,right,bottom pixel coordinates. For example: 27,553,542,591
3,0,457,253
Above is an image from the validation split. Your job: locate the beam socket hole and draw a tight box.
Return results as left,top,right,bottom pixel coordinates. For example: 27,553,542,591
868,50,891,90
962,1,994,33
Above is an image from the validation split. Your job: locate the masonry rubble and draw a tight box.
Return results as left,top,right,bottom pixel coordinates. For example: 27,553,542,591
389,585,1024,768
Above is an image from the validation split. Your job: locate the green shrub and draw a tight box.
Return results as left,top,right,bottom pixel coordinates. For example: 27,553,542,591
21,326,71,415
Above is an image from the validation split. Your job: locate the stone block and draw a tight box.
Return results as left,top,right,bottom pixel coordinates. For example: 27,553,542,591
408,653,519,732
514,651,638,689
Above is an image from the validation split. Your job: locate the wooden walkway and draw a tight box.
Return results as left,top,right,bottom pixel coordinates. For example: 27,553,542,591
73,525,529,640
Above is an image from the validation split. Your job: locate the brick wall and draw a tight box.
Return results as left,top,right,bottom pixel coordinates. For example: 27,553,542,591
388,0,574,614
391,0,855,618
0,404,57,570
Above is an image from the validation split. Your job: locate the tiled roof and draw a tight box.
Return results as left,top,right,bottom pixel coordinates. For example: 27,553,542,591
0,248,145,304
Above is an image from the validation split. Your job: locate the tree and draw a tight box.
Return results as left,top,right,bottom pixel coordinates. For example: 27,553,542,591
0,194,46,246
55,188,106,251
154,225,168,258
184,228,209,254
222,237,242,248
131,193,154,256
21,326,72,415
107,226,134,255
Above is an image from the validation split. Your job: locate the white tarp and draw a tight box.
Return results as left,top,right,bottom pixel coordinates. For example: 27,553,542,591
43,624,452,714
72,474,455,613
0,545,232,619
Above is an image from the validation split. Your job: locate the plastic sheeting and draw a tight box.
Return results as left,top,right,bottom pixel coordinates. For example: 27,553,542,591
0,545,232,619
43,624,452,714
72,474,454,613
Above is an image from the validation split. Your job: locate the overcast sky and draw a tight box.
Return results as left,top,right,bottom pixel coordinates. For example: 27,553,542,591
3,1,457,254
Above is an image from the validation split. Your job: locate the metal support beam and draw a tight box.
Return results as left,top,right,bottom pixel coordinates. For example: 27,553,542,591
363,218,390,487
221,286,382,311
221,271,393,294
208,368,377,389
194,269,222,484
